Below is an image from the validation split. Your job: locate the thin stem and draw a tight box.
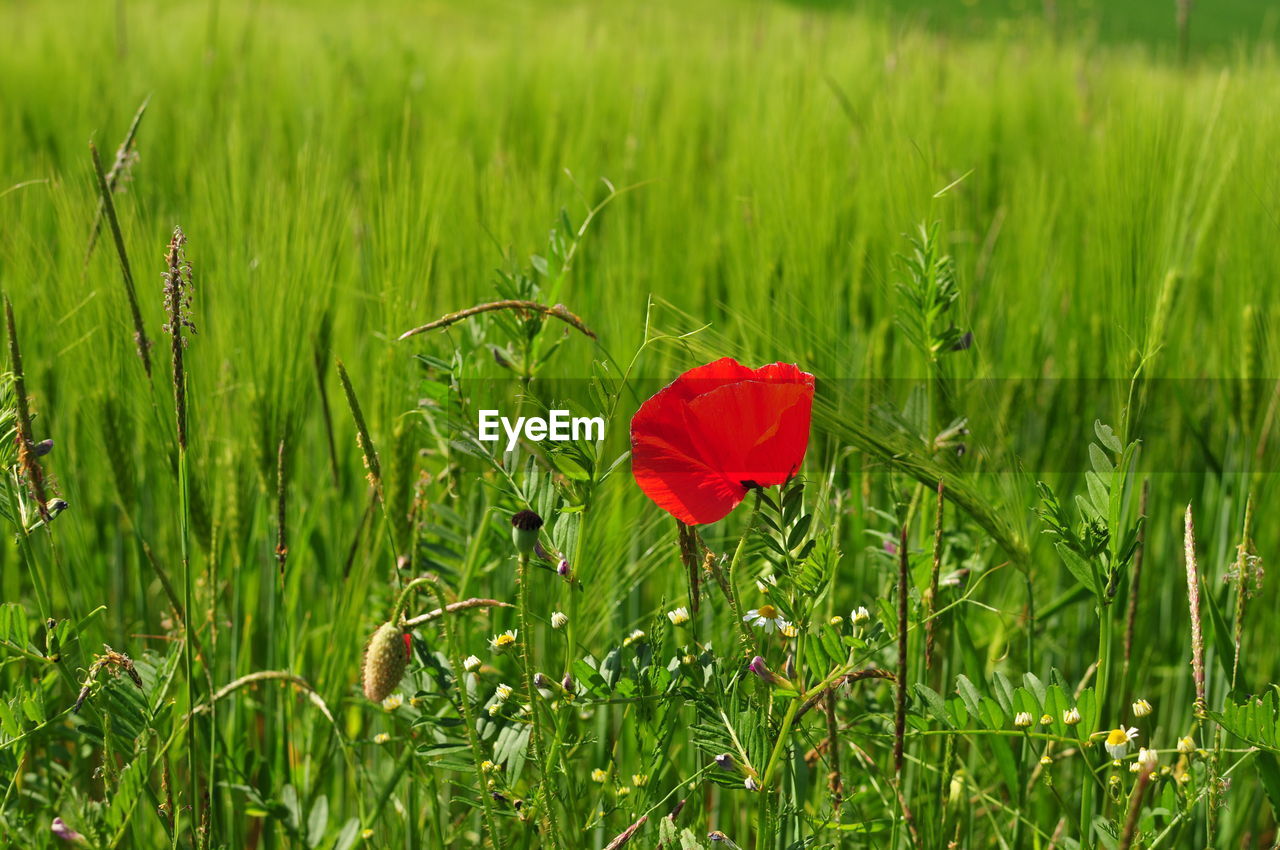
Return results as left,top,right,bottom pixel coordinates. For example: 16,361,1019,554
416,577,502,848
518,552,559,848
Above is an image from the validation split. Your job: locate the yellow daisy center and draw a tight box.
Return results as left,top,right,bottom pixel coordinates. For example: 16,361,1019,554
1106,728,1130,747
756,605,779,619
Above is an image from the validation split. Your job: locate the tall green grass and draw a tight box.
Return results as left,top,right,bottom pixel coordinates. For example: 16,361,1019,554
1,1,1278,847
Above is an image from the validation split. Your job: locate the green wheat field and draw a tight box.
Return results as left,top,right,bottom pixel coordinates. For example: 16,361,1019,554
2,0,1279,847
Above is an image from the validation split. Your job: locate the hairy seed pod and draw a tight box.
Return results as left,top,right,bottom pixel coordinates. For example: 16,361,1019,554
362,621,407,703
510,509,543,557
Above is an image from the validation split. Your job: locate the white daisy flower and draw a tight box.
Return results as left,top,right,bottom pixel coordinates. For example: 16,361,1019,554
1176,736,1196,754
463,655,482,672
667,607,690,626
623,629,646,646
373,733,390,744
1014,711,1033,728
489,630,518,654
382,694,403,711
495,683,513,702
1132,698,1153,718
851,606,871,625
1137,747,1158,770
742,604,789,634
550,611,568,630
1063,707,1082,725
1105,726,1139,760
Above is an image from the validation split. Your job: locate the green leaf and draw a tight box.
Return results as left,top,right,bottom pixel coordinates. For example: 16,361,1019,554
915,684,955,729
956,675,983,719
308,795,329,849
1256,752,1280,820
1088,442,1114,476
1056,543,1099,597
1094,420,1123,453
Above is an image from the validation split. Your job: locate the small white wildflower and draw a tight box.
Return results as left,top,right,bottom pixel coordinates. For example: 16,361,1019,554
779,623,799,638
591,768,608,783
744,777,760,791
382,694,404,711
616,786,631,797
829,615,843,626
1137,747,1158,770
1132,698,1153,718
373,732,390,744
487,703,501,717
550,611,568,630
495,683,514,702
743,604,789,634
1063,707,1082,725
632,773,649,787
667,607,690,626
489,630,518,654
1039,714,1053,726
1177,736,1196,754
463,655,482,672
1105,727,1139,760
851,606,871,624
1014,712,1033,728
481,760,497,772
623,629,646,646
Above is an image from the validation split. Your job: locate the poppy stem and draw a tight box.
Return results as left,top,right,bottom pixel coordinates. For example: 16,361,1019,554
726,490,764,656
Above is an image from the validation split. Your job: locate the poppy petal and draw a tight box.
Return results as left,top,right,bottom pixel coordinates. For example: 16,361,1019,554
630,357,815,525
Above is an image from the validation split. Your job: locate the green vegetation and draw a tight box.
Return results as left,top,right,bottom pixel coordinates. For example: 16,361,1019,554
1,1,1278,848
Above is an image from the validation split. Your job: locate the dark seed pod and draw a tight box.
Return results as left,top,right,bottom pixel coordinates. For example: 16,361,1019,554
362,621,407,703
510,509,543,557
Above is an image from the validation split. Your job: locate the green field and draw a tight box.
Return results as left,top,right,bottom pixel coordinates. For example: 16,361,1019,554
2,1,1280,848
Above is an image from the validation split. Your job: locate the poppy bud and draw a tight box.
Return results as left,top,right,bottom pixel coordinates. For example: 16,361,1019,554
362,621,408,703
511,510,543,557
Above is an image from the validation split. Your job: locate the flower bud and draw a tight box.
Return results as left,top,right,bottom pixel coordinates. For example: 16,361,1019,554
511,510,544,556
557,558,571,578
714,753,736,771
33,439,54,457
747,656,791,689
51,817,86,844
362,621,408,703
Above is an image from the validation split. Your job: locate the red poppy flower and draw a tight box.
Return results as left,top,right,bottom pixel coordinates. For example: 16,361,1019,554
630,357,815,525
